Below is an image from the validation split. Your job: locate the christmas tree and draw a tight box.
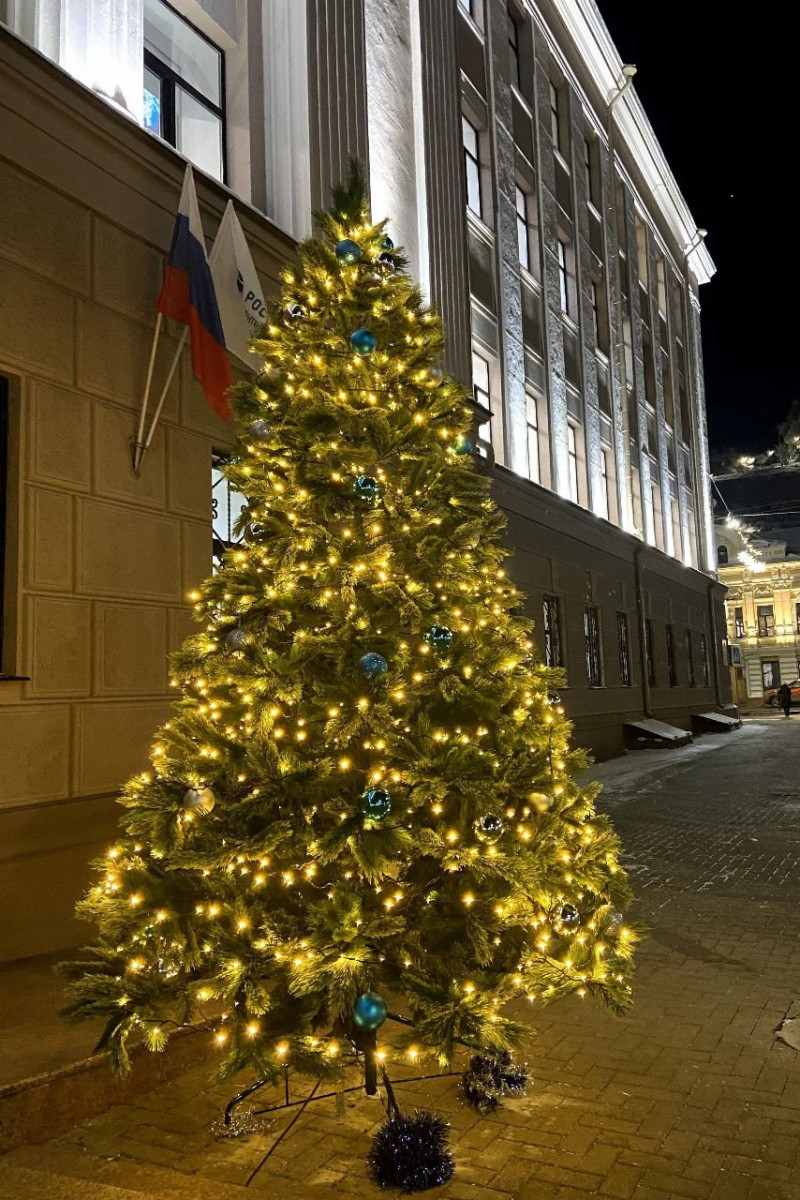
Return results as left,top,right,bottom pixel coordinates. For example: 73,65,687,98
63,166,636,1091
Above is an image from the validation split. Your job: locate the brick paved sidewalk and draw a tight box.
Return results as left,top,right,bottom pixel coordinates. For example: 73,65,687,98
3,720,800,1199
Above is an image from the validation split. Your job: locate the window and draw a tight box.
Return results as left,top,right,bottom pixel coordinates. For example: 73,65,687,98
598,449,610,521
734,606,744,639
507,8,521,89
761,660,780,691
686,630,696,686
0,376,8,670
557,240,569,314
584,606,602,686
462,115,482,218
526,393,540,484
590,279,609,355
645,619,656,685
549,80,563,154
795,601,800,634
542,595,563,668
515,185,530,272
143,0,225,182
471,349,491,445
457,0,473,13
699,633,710,687
583,138,601,208
717,544,729,565
666,624,677,687
567,423,579,503
212,452,247,567
757,604,775,637
617,612,631,685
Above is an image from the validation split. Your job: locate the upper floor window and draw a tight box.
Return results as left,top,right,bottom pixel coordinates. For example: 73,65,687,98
757,604,775,638
617,612,631,685
583,138,601,208
700,633,710,687
549,80,564,154
645,618,656,685
471,347,493,449
717,544,729,565
515,185,531,271
557,240,569,314
598,448,610,521
666,623,677,686
686,629,696,686
462,115,482,218
143,0,225,182
526,392,540,484
567,423,579,503
457,0,474,14
734,606,744,639
507,8,521,89
212,452,246,568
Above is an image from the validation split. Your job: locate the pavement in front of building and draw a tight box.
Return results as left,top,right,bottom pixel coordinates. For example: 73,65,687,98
3,719,800,1199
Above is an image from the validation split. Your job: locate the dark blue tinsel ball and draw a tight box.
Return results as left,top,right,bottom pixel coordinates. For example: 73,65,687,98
353,475,381,503
350,327,377,355
360,787,392,821
335,238,362,263
359,652,388,680
461,1050,529,1113
368,1110,455,1192
353,991,388,1031
424,625,454,653
452,436,474,456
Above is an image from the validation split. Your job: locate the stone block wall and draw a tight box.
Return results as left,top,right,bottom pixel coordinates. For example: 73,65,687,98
0,30,293,960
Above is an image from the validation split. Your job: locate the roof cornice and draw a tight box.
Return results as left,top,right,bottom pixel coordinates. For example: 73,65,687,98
538,0,716,285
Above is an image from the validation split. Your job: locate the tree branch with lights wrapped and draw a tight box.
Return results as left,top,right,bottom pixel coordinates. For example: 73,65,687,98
63,164,636,1190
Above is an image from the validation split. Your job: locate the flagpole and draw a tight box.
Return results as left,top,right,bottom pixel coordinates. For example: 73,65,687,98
131,312,163,475
137,328,188,468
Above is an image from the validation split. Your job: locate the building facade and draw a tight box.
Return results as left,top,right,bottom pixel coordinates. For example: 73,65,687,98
0,0,728,961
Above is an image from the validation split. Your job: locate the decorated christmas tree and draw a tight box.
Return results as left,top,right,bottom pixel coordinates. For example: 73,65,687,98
63,166,636,1096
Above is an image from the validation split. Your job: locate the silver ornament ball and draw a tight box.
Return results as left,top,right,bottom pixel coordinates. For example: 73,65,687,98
183,786,216,815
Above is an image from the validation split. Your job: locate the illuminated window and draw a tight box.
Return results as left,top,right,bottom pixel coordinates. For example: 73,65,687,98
734,606,744,638
795,601,800,634
543,595,563,667
617,612,631,685
516,185,530,271
584,606,602,687
526,392,540,484
567,423,579,503
0,376,8,671
457,0,473,13
757,604,775,637
761,659,779,690
462,116,482,218
211,452,247,568
557,240,569,313
471,348,493,448
598,448,610,520
143,0,225,182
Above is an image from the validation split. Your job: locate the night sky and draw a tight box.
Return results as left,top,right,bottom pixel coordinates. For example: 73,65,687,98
596,1,794,454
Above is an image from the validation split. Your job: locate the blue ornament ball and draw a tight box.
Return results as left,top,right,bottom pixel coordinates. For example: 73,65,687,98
350,327,377,355
361,787,392,821
424,625,454,653
381,235,394,251
353,475,381,503
335,238,362,264
360,652,388,680
452,436,474,456
353,991,388,1031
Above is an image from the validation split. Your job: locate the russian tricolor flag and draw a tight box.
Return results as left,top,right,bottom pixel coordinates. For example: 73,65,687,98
157,165,232,418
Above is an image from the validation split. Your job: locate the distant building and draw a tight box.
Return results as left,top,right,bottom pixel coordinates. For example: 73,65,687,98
715,467,800,704
1,0,728,962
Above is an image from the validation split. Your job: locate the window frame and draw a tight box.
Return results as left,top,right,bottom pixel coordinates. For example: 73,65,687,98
699,632,710,687
761,659,780,691
584,605,603,687
557,238,569,314
542,594,564,668
526,391,540,484
515,184,531,272
549,79,563,154
645,618,656,686
734,606,744,639
685,629,696,687
617,611,632,686
507,6,521,90
143,0,227,183
462,114,482,219
666,623,677,687
756,603,775,638
567,422,579,503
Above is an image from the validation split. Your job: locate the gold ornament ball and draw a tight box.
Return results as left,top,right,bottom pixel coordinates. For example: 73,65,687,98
183,786,216,815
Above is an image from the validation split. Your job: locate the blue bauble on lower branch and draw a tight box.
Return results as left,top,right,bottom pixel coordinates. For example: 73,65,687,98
353,991,388,1031
451,436,474,456
350,327,377,355
360,787,392,821
424,625,454,653
359,652,388,680
335,238,362,263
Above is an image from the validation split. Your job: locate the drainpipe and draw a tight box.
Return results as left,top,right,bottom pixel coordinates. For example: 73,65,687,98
634,543,653,717
706,579,724,707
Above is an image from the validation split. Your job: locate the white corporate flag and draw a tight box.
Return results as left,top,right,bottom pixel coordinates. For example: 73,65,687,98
209,201,267,368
